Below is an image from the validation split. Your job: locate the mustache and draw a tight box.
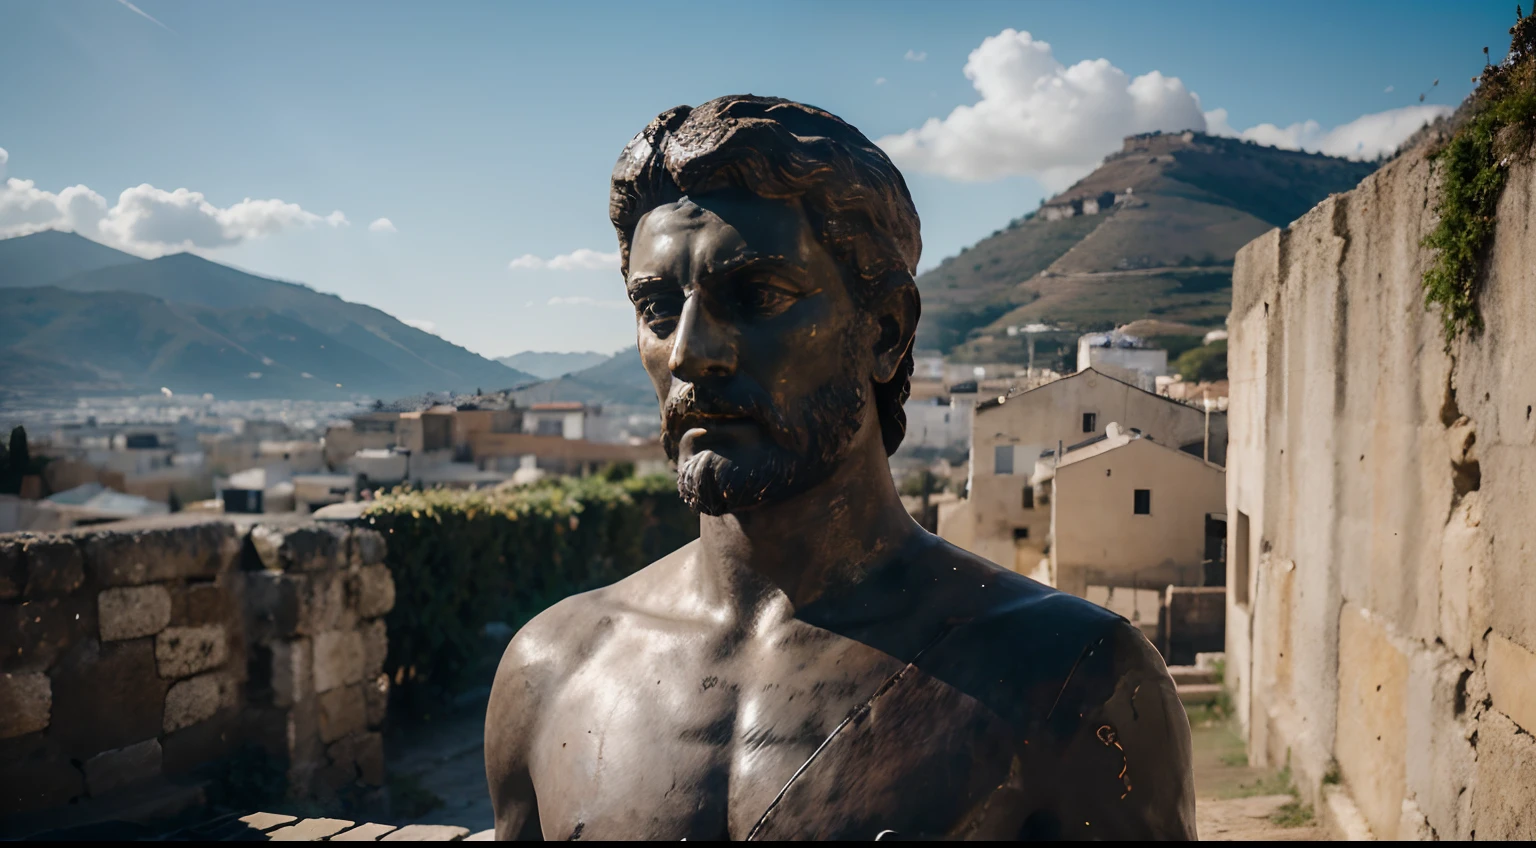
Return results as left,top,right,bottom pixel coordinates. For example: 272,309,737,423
662,382,798,454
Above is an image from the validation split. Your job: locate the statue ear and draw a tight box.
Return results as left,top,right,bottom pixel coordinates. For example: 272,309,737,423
871,282,918,385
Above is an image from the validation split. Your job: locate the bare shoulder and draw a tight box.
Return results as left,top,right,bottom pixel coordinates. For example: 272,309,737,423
906,535,1166,723
487,540,701,727
484,541,701,837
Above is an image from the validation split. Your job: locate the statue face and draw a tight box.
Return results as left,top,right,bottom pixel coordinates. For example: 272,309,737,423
627,189,871,516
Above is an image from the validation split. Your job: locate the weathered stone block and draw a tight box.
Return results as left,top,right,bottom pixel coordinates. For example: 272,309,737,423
313,630,365,693
305,571,354,634
353,565,395,619
251,572,355,639
355,730,384,786
1,595,95,673
49,638,165,757
0,732,85,815
0,537,23,600
163,671,235,733
98,585,172,642
22,538,85,598
271,637,312,708
318,684,366,743
247,572,302,639
1335,603,1409,840
249,523,348,573
1474,709,1536,840
155,625,228,679
0,672,51,738
364,674,388,728
286,698,324,765
326,730,385,787
352,528,387,567
171,582,235,628
82,522,238,586
161,706,239,775
361,618,387,680
83,738,162,796
1487,632,1536,734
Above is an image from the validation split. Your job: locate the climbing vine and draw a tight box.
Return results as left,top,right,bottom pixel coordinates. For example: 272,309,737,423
1422,6,1536,345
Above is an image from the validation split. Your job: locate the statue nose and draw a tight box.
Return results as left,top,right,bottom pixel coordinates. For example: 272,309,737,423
669,295,737,381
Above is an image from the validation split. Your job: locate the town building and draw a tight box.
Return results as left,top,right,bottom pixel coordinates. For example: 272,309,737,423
1043,423,1225,597
1077,330,1168,392
938,367,1226,581
522,402,589,440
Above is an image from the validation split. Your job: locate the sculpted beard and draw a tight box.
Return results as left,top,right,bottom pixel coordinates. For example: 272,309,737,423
664,354,869,516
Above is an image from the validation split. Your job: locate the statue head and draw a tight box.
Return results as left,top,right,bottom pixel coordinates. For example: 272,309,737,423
610,95,922,516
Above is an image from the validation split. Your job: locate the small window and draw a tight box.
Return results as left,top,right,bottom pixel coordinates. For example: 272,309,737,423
1022,486,1034,509
1013,527,1030,540
1134,489,1151,515
994,444,1014,475
1083,412,1097,433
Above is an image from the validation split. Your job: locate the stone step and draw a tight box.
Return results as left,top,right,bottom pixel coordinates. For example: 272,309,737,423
1177,683,1224,707
1167,665,1218,686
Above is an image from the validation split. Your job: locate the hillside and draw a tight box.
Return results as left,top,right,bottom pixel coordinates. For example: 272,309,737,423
496,350,611,380
0,231,538,400
0,229,142,289
510,347,655,407
916,131,1380,364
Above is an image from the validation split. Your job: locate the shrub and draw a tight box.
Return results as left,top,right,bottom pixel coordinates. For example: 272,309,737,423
1422,7,1536,345
364,473,697,702
1173,339,1228,383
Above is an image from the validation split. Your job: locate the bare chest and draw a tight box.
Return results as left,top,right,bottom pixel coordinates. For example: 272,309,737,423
526,624,905,841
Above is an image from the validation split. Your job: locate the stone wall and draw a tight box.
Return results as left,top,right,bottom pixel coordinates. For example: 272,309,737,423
1227,139,1536,839
0,515,395,833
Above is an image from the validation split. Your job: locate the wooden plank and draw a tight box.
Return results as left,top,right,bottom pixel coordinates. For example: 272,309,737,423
332,822,400,841
267,817,354,841
381,824,471,841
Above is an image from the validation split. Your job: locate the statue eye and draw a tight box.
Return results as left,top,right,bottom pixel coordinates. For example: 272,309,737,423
637,293,682,336
738,281,795,317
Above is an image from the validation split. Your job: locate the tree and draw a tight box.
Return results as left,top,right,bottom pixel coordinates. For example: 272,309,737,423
8,427,29,476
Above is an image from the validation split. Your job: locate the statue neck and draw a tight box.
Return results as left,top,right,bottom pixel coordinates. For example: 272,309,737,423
693,424,922,617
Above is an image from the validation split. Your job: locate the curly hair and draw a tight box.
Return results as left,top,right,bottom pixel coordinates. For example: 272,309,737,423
609,95,922,456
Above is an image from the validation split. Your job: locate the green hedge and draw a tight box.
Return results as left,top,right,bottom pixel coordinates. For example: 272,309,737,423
362,472,697,701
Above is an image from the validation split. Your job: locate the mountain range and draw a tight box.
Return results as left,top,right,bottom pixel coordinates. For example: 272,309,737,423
0,231,538,401
496,350,613,380
914,130,1380,366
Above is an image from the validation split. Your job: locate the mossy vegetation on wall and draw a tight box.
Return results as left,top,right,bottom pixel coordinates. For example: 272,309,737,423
1423,7,1536,345
363,471,698,701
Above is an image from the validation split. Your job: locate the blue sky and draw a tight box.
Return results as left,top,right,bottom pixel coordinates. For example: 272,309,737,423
0,0,1515,357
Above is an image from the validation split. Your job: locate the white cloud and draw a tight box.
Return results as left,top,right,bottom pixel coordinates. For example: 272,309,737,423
403,318,437,332
904,50,927,62
878,29,1455,191
877,29,1208,189
368,217,397,233
1385,85,1395,94
509,248,620,272
1204,104,1452,161
875,77,887,86
0,147,7,177
0,155,349,256
546,296,629,310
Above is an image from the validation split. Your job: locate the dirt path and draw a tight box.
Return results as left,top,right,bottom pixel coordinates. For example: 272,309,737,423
1191,716,1325,841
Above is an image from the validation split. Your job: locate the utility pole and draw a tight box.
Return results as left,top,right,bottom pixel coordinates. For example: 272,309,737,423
1203,393,1212,463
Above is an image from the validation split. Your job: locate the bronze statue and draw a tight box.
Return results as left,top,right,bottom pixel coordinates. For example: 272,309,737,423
486,95,1196,840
